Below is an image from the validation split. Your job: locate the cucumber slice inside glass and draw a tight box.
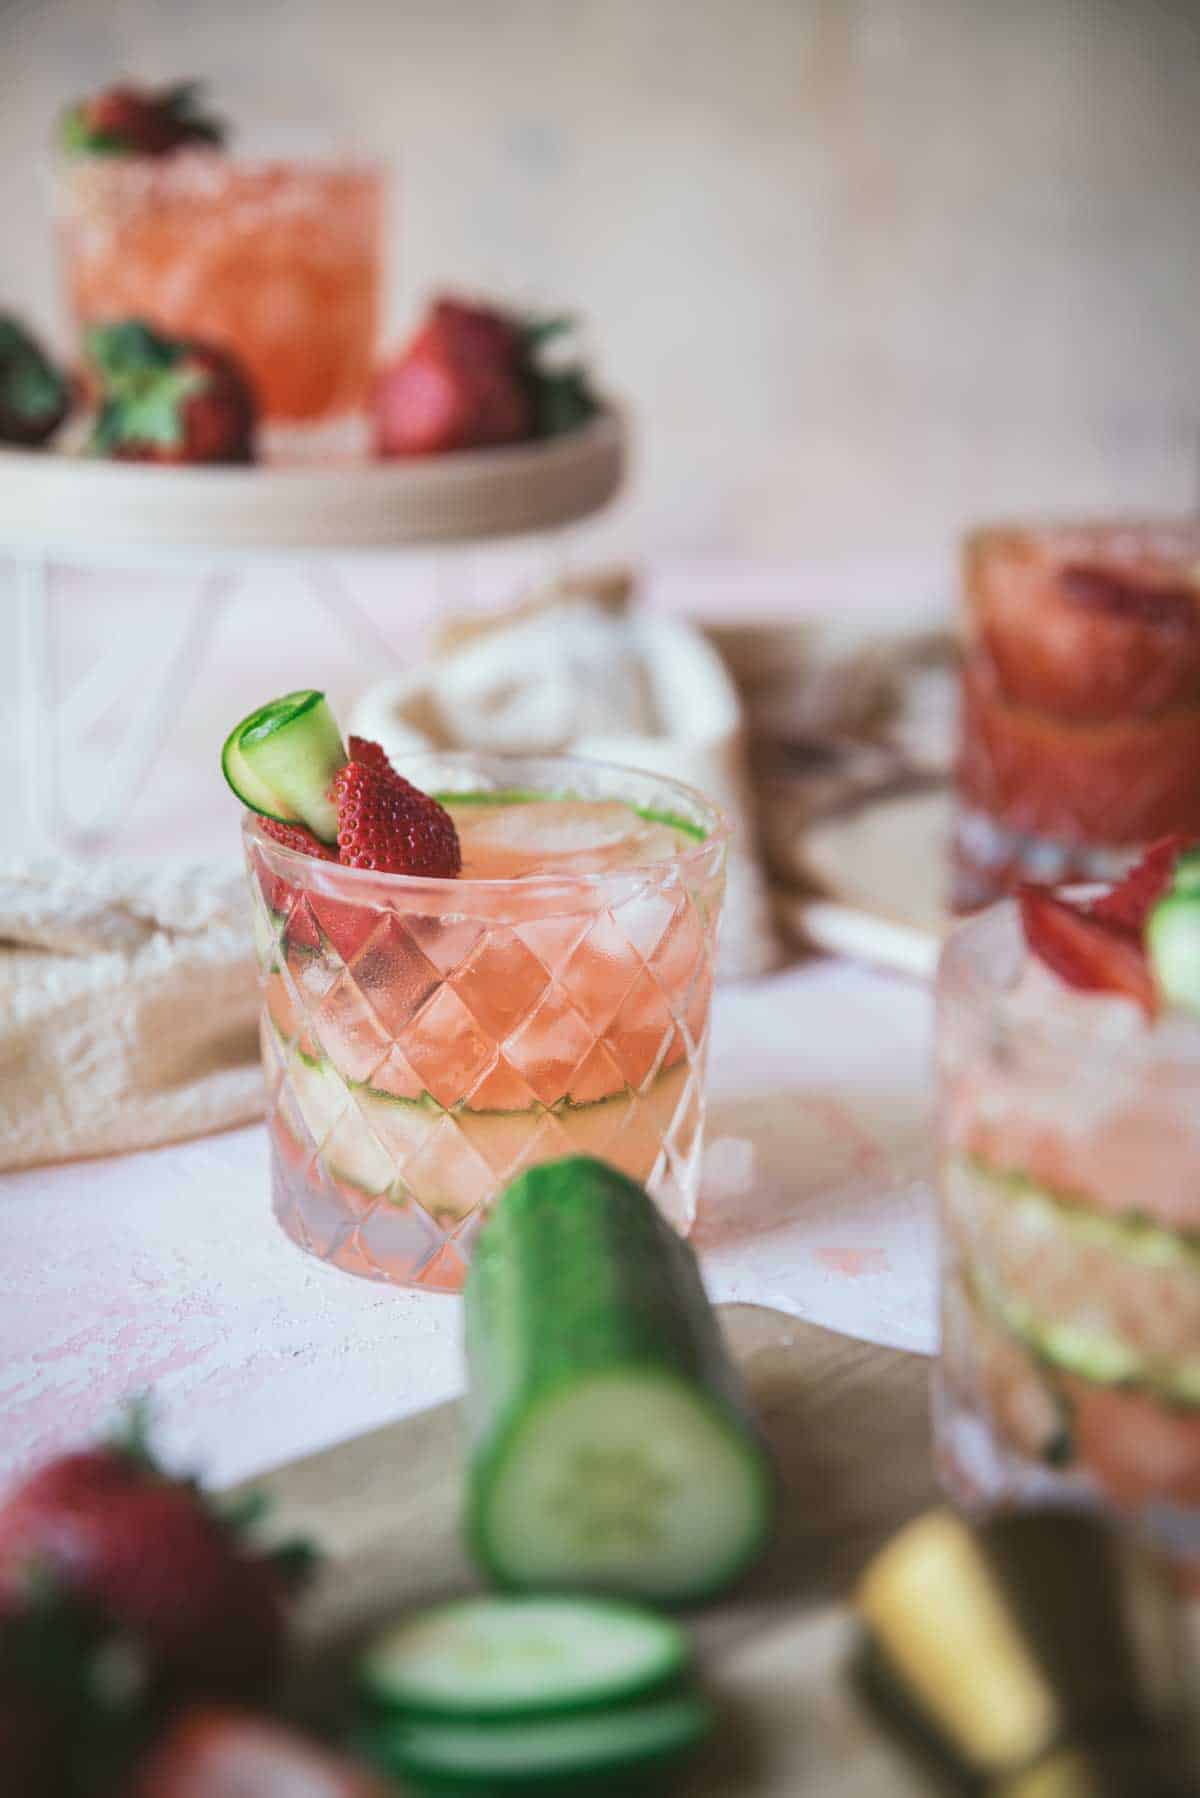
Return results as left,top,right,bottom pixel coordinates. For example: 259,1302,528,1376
360,1596,688,1721
362,1690,711,1789
225,690,347,844
1148,892,1200,1015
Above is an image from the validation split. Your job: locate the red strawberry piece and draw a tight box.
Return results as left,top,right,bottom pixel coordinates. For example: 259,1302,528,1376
0,1419,305,1704
372,313,532,458
346,734,393,771
1090,834,1197,933
86,321,257,465
257,819,337,953
62,81,225,158
431,296,522,372
127,1706,389,1797
1018,886,1159,1017
331,756,461,877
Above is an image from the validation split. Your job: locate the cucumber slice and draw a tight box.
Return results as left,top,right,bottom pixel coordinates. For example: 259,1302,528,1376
360,1596,688,1721
222,726,294,824
465,1157,773,1603
224,690,346,843
361,1691,711,1791
1148,893,1200,1015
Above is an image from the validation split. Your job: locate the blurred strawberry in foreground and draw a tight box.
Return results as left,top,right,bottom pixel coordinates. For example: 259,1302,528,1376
86,320,257,464
61,81,225,158
0,1406,311,1708
373,292,598,458
126,1707,389,1797
0,314,73,447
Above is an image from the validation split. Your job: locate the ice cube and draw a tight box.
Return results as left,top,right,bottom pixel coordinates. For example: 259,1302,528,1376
451,800,684,878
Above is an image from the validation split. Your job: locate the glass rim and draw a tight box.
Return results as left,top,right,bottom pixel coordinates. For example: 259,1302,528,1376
54,149,389,180
938,896,1200,1074
243,750,730,898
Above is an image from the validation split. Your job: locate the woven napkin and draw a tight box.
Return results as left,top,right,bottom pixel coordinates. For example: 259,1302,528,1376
0,857,262,1172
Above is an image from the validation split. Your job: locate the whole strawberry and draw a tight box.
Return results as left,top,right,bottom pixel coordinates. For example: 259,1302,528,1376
126,1706,390,1797
0,314,72,448
61,81,225,157
372,313,531,459
331,739,461,876
0,1410,306,1705
86,320,257,465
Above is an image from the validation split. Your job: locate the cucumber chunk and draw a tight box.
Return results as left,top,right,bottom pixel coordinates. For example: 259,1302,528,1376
465,1157,773,1603
225,690,347,843
1148,893,1200,1016
360,1596,688,1721
361,1690,711,1791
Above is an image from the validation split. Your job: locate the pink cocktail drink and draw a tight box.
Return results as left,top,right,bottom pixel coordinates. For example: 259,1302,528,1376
935,898,1200,1552
245,757,727,1290
57,152,383,435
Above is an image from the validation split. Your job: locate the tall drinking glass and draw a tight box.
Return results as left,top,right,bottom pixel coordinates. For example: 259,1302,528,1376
935,899,1200,1555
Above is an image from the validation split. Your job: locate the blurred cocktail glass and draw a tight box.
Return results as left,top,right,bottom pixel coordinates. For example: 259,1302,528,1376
244,755,728,1290
955,520,1200,909
56,151,384,452
935,898,1200,1554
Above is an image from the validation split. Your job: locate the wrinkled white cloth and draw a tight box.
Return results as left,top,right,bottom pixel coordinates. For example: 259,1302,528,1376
0,858,262,1172
351,583,781,979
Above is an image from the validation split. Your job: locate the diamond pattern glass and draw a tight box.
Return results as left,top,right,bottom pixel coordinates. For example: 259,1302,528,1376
244,756,727,1289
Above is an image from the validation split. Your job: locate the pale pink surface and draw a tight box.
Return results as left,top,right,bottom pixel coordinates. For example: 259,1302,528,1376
1,555,941,1489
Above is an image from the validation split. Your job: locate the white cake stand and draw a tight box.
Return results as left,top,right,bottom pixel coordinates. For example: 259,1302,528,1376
3,410,626,849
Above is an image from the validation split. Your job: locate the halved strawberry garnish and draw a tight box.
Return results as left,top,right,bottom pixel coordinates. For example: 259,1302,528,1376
331,752,460,878
1018,886,1159,1017
1090,833,1196,932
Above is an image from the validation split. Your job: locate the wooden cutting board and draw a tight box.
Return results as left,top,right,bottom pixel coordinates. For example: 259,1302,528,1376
231,1304,940,1795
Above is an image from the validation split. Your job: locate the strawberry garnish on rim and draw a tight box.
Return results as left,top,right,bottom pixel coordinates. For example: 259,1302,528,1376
1018,886,1160,1017
331,740,461,878
1090,833,1195,932
61,80,225,157
1016,835,1200,1017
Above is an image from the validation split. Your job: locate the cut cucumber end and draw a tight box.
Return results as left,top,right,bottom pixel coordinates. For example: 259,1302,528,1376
361,1691,712,1790
471,1370,773,1605
1148,893,1200,1015
222,726,296,824
1171,847,1200,898
360,1596,688,1721
223,689,347,843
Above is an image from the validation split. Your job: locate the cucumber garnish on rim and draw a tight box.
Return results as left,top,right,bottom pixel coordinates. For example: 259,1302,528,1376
221,689,347,844
1148,892,1200,1017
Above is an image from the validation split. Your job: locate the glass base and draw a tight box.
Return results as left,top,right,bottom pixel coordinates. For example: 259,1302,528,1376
934,1359,1200,1561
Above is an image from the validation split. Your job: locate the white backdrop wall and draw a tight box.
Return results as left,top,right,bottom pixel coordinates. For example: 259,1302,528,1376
0,0,1197,554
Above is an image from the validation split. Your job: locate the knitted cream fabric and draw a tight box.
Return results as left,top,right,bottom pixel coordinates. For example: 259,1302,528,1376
0,858,262,1172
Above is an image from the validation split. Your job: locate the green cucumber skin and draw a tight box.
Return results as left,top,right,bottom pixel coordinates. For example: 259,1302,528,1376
234,689,346,844
464,1156,773,1602
358,1596,689,1722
